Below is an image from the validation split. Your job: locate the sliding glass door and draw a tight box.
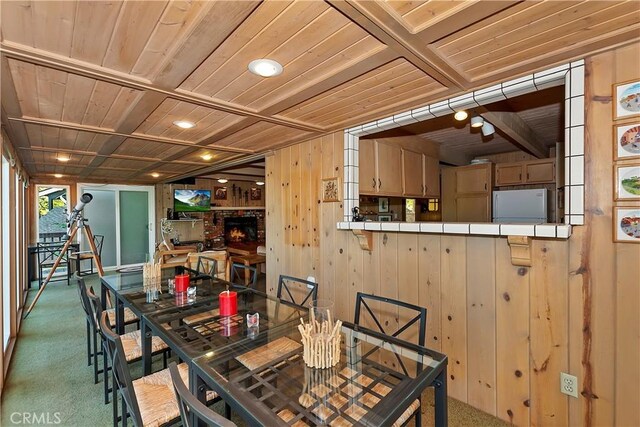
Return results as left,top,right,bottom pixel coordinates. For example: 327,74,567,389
77,184,155,269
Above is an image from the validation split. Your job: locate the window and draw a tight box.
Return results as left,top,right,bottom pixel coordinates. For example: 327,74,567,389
2,155,10,349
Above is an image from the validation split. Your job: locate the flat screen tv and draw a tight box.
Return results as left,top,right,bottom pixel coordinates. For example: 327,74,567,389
174,189,211,212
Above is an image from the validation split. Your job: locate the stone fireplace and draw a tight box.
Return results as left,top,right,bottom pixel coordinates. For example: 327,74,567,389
224,216,258,243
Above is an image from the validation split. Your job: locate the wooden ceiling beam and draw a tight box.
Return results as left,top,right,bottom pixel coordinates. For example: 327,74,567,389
20,145,205,165
478,107,548,159
8,116,253,154
327,0,468,89
0,42,322,133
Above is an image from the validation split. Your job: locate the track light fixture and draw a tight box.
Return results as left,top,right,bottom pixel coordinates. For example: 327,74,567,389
470,115,484,128
481,121,495,136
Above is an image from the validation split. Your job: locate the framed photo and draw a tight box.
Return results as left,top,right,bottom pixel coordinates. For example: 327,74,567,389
613,207,640,243
615,163,640,200
614,122,640,160
322,177,340,202
378,197,389,213
214,186,227,200
378,214,392,222
250,187,262,200
613,80,640,120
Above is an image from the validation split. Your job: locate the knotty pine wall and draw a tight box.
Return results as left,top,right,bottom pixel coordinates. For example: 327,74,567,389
266,43,640,426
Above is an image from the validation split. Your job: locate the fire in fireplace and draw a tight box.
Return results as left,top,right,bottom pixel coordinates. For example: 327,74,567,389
224,217,258,243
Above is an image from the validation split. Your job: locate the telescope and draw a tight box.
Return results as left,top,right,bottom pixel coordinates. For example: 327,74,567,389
67,193,93,236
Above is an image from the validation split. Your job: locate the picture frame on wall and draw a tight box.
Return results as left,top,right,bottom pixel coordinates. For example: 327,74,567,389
214,186,227,200
378,214,392,222
615,163,640,201
614,122,640,160
613,206,640,243
321,177,340,202
378,197,389,213
613,80,640,120
250,187,261,200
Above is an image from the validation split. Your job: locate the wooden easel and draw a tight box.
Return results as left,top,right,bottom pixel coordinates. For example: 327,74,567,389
24,216,104,318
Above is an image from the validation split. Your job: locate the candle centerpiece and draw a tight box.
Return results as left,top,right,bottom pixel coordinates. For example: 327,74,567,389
298,301,342,369
219,285,237,316
174,273,190,293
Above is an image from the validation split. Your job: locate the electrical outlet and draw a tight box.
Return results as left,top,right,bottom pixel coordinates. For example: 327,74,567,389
560,372,579,398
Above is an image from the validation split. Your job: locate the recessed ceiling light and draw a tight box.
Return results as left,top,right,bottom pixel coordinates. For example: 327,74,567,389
217,178,228,184
54,174,63,178
454,110,468,121
470,115,484,128
248,59,283,77
57,155,71,162
173,120,196,129
201,154,213,161
255,181,265,186
151,172,160,178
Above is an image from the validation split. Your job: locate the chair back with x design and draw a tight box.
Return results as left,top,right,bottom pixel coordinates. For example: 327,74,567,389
277,275,318,307
229,263,258,287
196,256,218,278
99,311,144,426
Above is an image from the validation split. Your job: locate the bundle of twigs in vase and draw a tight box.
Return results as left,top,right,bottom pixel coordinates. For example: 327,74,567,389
298,309,342,369
143,262,162,293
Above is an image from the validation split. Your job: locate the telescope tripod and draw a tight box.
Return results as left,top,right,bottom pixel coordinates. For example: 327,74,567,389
24,218,104,318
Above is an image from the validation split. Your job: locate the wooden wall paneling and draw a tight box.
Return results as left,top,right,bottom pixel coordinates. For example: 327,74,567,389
309,138,321,280
299,142,312,281
529,239,569,426
465,236,497,415
347,228,364,324
377,231,399,369
397,233,419,345
614,242,640,427
495,237,531,425
280,147,292,280
319,134,336,304
612,43,640,427
289,144,302,279
332,134,350,322
418,234,442,351
440,235,467,402
265,154,276,294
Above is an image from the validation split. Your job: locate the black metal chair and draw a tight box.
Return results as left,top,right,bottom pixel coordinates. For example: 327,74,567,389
76,278,100,370
353,292,428,426
169,362,235,427
276,275,318,307
37,241,70,287
196,255,218,278
86,287,169,405
69,234,104,276
229,263,258,288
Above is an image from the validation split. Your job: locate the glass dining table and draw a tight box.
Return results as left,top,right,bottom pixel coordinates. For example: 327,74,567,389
100,269,448,426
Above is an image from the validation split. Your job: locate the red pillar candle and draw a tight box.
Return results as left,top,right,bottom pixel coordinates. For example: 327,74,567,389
219,290,237,316
175,274,190,293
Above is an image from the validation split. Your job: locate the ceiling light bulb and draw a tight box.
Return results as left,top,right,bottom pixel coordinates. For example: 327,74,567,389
481,121,495,136
173,120,196,129
217,178,228,184
54,174,63,178
201,154,213,161
151,172,160,178
255,181,265,186
248,59,283,77
57,155,71,162
470,115,484,128
454,110,468,121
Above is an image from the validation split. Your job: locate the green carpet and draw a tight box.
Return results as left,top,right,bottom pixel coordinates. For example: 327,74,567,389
1,274,509,426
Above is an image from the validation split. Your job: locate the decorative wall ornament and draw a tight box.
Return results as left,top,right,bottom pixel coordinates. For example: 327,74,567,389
613,206,640,243
615,163,640,201
614,80,640,120
321,177,340,202
614,122,640,161
250,187,261,200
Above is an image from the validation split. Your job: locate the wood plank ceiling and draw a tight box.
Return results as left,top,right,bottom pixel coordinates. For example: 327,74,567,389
1,0,638,184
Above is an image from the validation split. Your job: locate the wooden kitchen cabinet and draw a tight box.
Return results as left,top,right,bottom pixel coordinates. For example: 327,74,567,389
402,149,424,197
424,155,440,197
359,139,403,196
403,149,440,197
441,163,493,222
525,159,555,183
359,139,377,194
495,158,555,186
495,163,524,186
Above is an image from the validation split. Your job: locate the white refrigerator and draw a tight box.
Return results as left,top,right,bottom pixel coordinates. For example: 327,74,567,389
492,189,548,224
